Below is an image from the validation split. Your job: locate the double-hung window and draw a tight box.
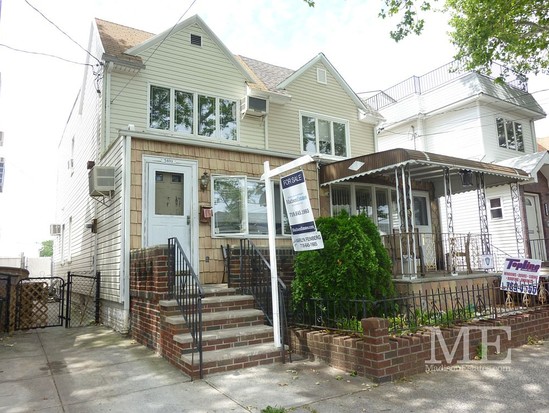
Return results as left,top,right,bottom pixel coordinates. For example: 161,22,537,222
150,85,237,140
496,117,524,152
212,176,289,236
489,198,503,219
301,113,348,157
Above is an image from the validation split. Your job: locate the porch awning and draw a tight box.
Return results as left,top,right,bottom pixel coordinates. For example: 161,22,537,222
319,148,530,197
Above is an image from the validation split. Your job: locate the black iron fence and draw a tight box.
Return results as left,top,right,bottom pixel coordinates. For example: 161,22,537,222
291,280,549,335
66,272,101,328
239,239,291,361
168,237,204,378
0,274,11,331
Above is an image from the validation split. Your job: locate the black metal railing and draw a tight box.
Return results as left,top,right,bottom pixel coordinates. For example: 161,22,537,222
239,239,290,361
168,237,204,379
291,281,549,335
0,274,11,332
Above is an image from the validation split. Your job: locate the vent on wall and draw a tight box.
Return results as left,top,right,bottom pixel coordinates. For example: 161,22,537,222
190,34,202,46
50,224,61,236
317,68,327,84
89,166,116,197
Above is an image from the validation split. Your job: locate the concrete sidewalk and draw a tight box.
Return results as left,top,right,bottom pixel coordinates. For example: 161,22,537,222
1,326,549,412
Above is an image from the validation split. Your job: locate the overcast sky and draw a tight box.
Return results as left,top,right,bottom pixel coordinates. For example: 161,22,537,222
1,0,548,257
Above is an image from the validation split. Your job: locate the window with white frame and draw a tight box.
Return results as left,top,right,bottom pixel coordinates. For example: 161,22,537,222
213,176,289,236
489,198,503,219
331,184,429,234
150,85,237,140
301,113,348,157
496,117,524,152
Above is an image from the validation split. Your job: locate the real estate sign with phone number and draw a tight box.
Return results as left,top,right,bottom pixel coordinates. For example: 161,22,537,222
500,258,542,295
280,170,324,252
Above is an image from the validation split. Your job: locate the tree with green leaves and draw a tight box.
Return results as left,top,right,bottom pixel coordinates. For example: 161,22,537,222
306,0,549,78
39,240,53,257
382,0,549,77
291,212,394,319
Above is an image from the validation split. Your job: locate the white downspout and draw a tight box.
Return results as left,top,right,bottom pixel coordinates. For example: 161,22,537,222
121,132,132,333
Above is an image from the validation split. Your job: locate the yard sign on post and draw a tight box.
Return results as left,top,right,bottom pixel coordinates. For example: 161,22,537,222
500,257,542,295
261,155,316,348
280,170,324,252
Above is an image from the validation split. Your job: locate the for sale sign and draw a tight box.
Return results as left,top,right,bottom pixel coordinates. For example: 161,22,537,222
500,258,542,295
280,170,323,251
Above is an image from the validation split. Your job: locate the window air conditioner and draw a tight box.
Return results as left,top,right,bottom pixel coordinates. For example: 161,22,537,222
89,166,116,196
50,224,61,236
240,96,268,117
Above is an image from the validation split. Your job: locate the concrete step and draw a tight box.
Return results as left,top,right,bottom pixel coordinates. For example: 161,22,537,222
174,324,273,346
164,308,265,329
160,294,255,313
202,284,237,297
181,342,286,375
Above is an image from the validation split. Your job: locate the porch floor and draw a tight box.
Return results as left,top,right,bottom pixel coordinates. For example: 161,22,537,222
393,271,500,295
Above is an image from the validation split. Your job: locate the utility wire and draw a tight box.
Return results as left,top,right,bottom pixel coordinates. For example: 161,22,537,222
0,43,93,67
110,0,199,104
24,0,102,66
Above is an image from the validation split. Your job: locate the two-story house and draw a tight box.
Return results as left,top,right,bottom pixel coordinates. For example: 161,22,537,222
53,15,382,332
365,62,548,271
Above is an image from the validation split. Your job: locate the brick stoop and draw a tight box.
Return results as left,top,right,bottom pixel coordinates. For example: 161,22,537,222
159,284,284,378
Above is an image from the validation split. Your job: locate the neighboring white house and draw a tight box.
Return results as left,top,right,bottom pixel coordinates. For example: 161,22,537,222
366,62,548,267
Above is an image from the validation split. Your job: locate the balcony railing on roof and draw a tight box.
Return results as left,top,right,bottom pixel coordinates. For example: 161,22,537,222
365,61,528,111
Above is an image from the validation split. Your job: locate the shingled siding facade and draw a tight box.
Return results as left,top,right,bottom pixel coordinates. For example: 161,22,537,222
128,138,317,284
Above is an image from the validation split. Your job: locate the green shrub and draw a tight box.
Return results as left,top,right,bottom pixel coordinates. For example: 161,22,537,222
291,212,394,310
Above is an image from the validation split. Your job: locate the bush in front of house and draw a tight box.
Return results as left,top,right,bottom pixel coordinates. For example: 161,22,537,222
291,212,394,328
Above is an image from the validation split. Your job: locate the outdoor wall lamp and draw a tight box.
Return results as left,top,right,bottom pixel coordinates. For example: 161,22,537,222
200,171,210,191
459,169,474,187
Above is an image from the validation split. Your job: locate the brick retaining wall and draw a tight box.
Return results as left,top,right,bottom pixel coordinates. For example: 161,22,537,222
290,309,549,382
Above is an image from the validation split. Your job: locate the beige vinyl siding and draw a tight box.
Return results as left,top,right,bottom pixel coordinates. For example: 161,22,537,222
107,23,251,149
267,62,375,156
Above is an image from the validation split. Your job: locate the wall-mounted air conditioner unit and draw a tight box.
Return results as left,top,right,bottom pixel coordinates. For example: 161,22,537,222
240,96,268,117
50,224,61,236
89,166,116,197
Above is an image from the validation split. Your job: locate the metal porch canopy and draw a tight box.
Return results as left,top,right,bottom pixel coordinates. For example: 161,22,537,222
319,148,530,196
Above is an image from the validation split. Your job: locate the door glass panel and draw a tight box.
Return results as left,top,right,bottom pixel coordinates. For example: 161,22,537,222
155,172,184,215
413,196,429,226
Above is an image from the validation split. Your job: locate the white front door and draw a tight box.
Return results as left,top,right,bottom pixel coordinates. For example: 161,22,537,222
143,157,197,265
525,194,546,260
